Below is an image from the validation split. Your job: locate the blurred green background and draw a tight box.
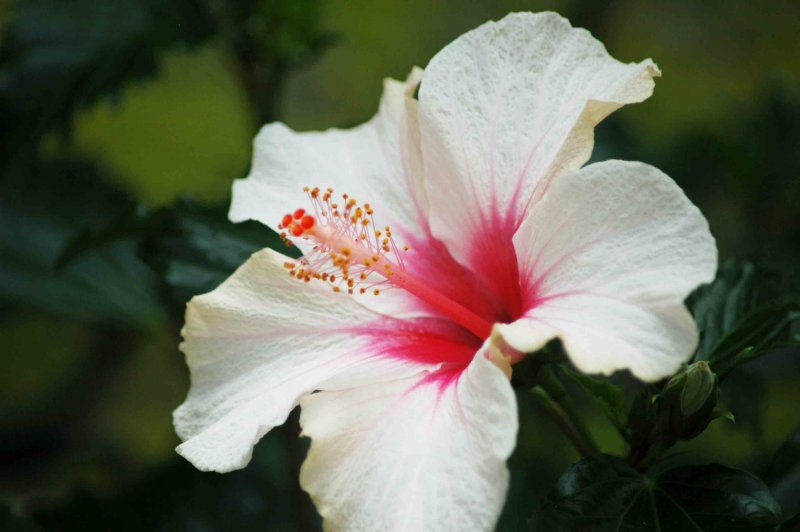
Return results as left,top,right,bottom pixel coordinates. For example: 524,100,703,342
1,0,799,530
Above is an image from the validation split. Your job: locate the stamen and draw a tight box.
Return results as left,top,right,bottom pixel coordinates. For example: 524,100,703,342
279,187,493,339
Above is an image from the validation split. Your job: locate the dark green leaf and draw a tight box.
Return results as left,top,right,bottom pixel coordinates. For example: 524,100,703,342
530,454,783,531
55,205,170,271
687,259,799,378
688,259,766,361
705,300,800,379
559,366,627,433
762,426,800,518
137,198,287,307
0,159,165,330
56,195,286,313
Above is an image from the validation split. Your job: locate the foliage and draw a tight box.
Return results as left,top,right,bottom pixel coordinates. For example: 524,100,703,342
559,366,628,434
762,426,800,518
58,198,288,311
689,260,799,379
0,158,165,331
530,454,783,531
689,259,766,361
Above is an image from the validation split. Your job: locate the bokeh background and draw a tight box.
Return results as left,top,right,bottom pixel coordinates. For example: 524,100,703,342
1,1,799,530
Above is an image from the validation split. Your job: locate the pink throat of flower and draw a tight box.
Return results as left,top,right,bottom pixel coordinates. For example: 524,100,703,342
278,187,494,340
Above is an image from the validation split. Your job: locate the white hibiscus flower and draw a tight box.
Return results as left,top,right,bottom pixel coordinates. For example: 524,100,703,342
174,12,716,531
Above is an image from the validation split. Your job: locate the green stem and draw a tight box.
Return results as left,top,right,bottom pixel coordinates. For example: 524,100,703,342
540,366,599,455
532,384,598,457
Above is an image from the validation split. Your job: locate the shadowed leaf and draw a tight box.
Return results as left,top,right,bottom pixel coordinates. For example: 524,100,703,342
560,366,628,433
530,454,782,531
0,158,165,330
687,259,799,379
138,198,287,308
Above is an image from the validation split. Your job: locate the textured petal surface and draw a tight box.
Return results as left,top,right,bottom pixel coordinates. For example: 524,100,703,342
418,12,659,313
299,353,517,532
174,248,455,472
230,68,425,235
228,68,444,320
496,160,717,381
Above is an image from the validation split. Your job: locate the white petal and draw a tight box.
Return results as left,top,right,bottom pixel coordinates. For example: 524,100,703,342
497,160,717,381
174,248,440,473
230,68,425,235
418,12,659,271
299,353,517,532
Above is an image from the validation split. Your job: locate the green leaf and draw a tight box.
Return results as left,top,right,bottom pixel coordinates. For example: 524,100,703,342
687,259,799,378
137,198,288,307
0,158,166,331
59,196,287,310
57,196,286,312
705,300,799,379
688,259,765,361
530,454,783,531
559,366,627,433
762,426,800,518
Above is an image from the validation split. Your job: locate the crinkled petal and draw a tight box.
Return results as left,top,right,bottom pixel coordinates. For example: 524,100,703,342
173,248,461,472
496,160,717,381
299,352,517,532
229,68,437,320
418,12,659,310
230,68,425,235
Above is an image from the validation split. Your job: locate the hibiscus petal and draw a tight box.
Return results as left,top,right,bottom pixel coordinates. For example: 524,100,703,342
299,352,517,531
174,248,451,472
496,160,717,381
229,68,425,235
418,12,659,309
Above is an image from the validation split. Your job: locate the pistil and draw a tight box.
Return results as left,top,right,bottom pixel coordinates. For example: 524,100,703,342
279,188,494,340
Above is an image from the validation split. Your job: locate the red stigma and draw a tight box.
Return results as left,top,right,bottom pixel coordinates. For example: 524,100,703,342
281,213,293,228
301,214,315,229
293,208,306,220
290,224,304,237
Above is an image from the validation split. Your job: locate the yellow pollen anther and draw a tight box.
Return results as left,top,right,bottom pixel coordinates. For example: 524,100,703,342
282,186,412,302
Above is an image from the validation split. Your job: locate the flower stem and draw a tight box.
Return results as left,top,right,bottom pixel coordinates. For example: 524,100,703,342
541,366,600,454
532,369,599,457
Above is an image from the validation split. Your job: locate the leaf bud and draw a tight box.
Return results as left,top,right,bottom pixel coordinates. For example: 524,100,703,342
662,361,720,441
